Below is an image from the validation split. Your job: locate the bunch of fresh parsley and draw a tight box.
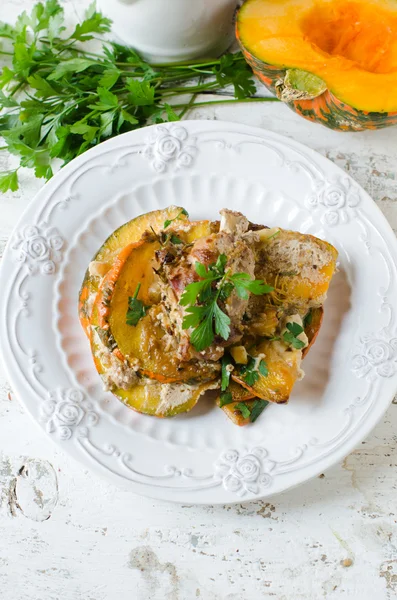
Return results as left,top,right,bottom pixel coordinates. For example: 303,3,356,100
179,254,273,352
0,0,277,193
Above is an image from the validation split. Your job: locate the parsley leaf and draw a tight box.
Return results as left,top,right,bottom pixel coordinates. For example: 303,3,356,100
170,234,183,245
249,399,269,422
180,253,273,352
195,261,209,278
221,355,232,391
214,253,227,274
71,3,111,41
163,208,189,229
213,53,256,100
235,402,251,419
126,79,155,106
240,357,268,387
213,303,231,340
189,308,215,352
283,322,306,349
258,360,269,377
126,283,149,326
48,58,96,80
230,273,273,299
180,279,213,307
181,305,208,330
219,391,233,407
0,170,19,193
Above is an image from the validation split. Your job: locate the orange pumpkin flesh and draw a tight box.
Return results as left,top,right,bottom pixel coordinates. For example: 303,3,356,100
93,221,220,384
78,206,189,335
237,0,397,130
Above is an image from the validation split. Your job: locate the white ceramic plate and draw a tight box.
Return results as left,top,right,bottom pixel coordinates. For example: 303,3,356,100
2,120,397,504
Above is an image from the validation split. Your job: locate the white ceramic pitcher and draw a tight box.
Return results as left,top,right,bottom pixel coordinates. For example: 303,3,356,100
98,0,239,63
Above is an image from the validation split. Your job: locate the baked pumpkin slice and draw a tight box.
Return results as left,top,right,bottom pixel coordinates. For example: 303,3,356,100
216,380,257,426
237,0,397,131
252,228,338,313
90,317,218,417
88,233,219,416
92,220,221,384
219,306,323,424
230,306,324,404
78,205,190,337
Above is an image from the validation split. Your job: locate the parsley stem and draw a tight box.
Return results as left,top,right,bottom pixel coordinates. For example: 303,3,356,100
178,92,198,119
9,81,25,97
172,97,279,110
133,282,141,299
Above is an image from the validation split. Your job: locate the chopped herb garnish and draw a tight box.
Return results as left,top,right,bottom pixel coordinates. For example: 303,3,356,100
219,391,234,407
258,360,269,377
283,322,305,349
163,208,189,229
240,357,268,387
267,230,280,241
126,283,149,326
235,402,251,419
249,399,269,422
180,254,273,352
170,234,183,245
221,355,233,391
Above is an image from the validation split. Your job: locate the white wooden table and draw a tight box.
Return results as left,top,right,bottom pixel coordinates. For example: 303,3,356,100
1,2,397,599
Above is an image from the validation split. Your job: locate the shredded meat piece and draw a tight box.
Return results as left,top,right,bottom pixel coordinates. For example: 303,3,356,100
219,209,250,235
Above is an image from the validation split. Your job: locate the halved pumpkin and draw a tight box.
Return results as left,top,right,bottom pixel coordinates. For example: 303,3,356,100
93,220,220,383
78,206,189,337
237,0,397,131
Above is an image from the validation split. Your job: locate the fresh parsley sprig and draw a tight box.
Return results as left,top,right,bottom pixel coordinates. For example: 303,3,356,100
0,1,278,192
283,322,306,349
180,254,273,351
126,283,149,326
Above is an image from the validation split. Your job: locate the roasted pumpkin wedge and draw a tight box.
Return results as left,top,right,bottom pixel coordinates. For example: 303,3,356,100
232,340,302,404
90,323,217,417
116,380,218,417
230,306,325,407
78,206,189,337
93,220,220,383
237,0,397,131
253,229,338,312
217,380,257,426
220,397,270,426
